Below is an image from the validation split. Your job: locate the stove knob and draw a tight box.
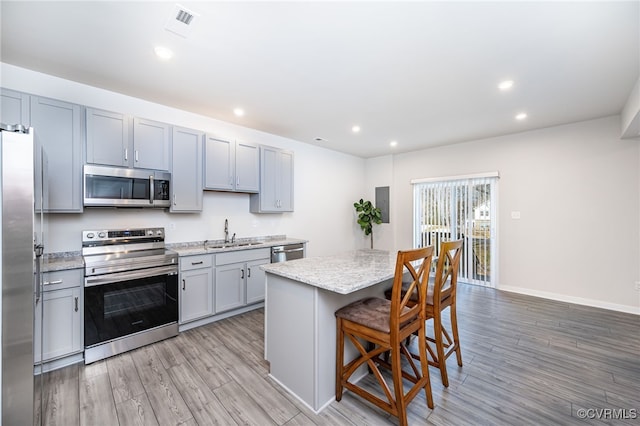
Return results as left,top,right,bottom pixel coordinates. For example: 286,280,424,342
147,230,154,236
86,232,95,239
156,230,163,236
98,232,106,238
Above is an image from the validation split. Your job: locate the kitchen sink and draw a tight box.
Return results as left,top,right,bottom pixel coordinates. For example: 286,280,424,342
206,242,264,250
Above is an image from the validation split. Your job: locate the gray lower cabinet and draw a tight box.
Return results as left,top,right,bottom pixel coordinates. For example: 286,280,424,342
246,258,269,304
179,254,214,324
85,108,170,171
215,248,270,313
171,126,203,212
204,136,259,192
250,146,294,213
34,269,83,364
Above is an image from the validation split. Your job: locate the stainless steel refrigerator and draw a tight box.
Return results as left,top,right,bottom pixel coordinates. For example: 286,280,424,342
1,124,45,425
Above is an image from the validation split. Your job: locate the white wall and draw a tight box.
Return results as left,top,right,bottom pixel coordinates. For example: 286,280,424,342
362,155,394,250
388,116,640,313
0,63,366,257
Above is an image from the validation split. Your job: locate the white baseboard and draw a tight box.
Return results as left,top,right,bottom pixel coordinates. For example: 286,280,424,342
498,285,640,315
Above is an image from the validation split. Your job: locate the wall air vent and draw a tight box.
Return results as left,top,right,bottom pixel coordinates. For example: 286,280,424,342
165,4,199,38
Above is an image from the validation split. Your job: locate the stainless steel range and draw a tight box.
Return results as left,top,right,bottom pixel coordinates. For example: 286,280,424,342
82,227,178,364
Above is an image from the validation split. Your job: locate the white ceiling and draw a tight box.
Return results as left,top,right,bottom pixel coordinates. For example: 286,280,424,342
1,1,638,158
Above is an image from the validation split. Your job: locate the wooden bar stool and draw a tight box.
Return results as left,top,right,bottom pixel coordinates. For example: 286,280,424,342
384,239,464,387
335,247,435,426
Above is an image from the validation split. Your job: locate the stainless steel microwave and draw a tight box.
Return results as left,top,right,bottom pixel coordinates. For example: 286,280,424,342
84,165,171,208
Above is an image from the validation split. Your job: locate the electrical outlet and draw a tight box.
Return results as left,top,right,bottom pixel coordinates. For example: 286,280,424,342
169,223,176,231
635,281,640,291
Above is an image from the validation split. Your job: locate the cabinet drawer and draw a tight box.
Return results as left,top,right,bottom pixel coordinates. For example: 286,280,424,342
215,248,270,266
180,254,213,271
42,268,83,291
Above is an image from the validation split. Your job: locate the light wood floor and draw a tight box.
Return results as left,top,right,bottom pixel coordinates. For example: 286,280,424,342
35,283,640,425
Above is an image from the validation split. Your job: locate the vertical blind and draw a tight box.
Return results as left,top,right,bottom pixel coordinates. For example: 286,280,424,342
412,173,498,287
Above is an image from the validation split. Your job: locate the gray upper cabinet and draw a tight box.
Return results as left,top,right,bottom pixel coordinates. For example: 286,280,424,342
86,108,170,171
235,140,259,192
171,126,203,212
1,88,30,126
85,108,129,167
2,90,83,213
133,117,170,171
250,146,294,213
204,136,259,193
30,95,83,213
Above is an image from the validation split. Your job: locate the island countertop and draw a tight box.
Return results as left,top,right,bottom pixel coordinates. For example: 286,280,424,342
261,249,396,294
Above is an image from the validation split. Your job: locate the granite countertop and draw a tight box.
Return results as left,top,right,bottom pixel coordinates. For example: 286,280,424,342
42,252,84,272
261,249,396,295
168,236,307,257
41,235,308,271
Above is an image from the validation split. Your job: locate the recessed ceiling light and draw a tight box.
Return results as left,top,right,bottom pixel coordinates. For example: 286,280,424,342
351,125,361,133
515,112,527,120
233,108,245,117
154,46,173,60
498,80,514,91
390,140,398,147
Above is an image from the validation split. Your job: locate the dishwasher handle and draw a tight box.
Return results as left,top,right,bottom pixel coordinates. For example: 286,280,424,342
271,244,305,263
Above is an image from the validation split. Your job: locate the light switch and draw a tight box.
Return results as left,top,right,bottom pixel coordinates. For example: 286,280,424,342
511,211,521,219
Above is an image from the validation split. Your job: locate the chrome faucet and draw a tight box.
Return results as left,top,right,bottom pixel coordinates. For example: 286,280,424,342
231,233,236,244
224,219,229,243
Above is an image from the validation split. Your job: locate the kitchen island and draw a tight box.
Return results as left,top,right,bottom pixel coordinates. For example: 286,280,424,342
261,249,397,413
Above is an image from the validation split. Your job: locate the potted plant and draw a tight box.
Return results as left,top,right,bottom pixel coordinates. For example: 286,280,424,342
354,198,383,249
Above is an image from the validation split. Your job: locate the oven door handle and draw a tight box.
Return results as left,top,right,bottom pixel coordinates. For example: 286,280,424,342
85,265,177,287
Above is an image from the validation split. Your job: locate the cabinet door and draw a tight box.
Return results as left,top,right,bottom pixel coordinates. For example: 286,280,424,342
204,136,234,190
250,146,294,213
0,88,30,126
86,108,130,167
246,259,269,304
277,149,294,211
235,141,259,192
215,263,245,313
180,268,214,323
34,287,82,363
31,96,83,212
133,117,170,171
171,126,203,212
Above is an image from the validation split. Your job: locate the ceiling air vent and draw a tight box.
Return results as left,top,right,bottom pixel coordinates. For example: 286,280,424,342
165,4,199,38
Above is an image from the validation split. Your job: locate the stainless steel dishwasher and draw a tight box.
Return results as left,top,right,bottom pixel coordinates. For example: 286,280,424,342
271,243,305,263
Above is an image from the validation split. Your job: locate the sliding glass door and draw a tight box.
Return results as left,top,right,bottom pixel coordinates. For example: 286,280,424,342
413,174,498,287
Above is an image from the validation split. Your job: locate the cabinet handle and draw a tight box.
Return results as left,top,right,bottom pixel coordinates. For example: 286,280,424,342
237,176,240,186
124,148,128,161
43,279,63,286
182,279,186,290
248,267,251,278
74,297,78,312
135,150,139,162
241,269,244,279
173,194,177,206
191,261,203,265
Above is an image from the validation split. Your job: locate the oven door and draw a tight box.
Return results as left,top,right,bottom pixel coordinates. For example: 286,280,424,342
84,267,178,348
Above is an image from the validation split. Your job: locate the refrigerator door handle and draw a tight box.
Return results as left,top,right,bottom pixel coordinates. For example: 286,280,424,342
34,244,44,303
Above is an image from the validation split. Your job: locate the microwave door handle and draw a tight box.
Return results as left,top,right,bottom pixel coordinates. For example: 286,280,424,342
149,175,154,204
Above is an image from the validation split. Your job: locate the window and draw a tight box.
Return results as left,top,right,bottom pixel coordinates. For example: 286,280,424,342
412,173,498,287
